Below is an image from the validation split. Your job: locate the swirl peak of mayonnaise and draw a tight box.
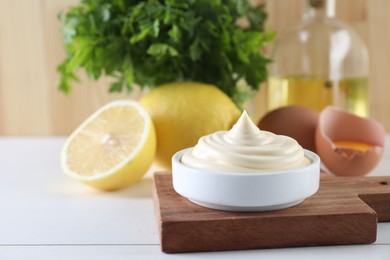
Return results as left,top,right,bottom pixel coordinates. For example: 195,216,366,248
181,111,311,173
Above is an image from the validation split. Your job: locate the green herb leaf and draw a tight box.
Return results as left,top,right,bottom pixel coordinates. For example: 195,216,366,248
147,43,178,58
57,0,273,107
109,81,123,93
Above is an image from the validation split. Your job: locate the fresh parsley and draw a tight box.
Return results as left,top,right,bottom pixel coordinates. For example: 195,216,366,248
57,0,273,106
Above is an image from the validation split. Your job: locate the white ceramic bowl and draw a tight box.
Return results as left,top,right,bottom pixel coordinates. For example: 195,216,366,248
172,148,320,212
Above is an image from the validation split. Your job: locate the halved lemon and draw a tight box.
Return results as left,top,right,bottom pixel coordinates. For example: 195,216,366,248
61,100,156,190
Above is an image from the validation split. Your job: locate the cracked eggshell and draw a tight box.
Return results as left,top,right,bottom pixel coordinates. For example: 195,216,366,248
315,106,385,176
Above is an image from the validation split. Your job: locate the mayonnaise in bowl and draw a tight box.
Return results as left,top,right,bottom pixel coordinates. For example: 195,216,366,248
181,111,311,173
172,111,320,212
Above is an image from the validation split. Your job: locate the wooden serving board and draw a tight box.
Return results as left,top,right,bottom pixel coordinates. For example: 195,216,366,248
153,172,390,253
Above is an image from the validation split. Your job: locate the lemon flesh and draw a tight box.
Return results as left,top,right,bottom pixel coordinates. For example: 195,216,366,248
61,100,156,190
139,82,241,168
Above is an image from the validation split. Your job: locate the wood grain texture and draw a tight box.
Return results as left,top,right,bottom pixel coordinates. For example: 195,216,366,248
153,172,390,253
0,0,389,134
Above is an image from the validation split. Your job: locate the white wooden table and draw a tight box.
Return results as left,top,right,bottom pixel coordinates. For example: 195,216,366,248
0,136,389,260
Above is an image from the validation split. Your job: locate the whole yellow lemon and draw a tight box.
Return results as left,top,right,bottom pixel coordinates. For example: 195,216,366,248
139,82,241,168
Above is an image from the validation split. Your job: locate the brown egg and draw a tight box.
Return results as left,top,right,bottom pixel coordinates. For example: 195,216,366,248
258,106,319,152
315,106,385,176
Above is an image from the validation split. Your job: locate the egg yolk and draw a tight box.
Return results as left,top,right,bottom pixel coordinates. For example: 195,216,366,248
333,140,373,152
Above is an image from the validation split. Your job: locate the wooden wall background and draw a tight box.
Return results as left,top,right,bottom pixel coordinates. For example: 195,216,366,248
0,0,389,135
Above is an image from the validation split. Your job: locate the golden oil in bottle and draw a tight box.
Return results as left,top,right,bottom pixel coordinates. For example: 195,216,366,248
267,76,368,117
267,0,370,117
